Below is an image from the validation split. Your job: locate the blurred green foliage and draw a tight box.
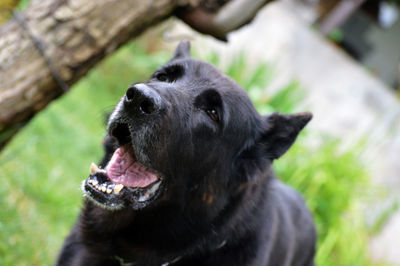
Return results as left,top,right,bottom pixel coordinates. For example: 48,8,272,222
0,41,382,265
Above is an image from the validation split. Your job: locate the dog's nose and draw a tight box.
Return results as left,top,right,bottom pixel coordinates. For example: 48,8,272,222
124,84,162,115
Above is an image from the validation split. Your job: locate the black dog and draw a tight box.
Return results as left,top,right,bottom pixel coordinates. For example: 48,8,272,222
57,40,316,266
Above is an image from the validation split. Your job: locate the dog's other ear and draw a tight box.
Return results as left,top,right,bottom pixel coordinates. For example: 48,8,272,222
233,112,311,185
262,112,312,160
173,39,191,59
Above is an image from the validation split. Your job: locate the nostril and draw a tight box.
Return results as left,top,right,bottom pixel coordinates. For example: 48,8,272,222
124,84,160,115
139,99,155,114
126,87,135,101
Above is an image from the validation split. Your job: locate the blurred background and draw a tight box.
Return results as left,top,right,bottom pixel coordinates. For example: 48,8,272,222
0,0,399,265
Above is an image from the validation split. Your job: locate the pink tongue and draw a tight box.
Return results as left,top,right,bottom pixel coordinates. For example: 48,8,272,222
106,147,158,187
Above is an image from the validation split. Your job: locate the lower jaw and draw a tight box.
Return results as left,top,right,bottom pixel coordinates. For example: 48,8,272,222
82,171,163,211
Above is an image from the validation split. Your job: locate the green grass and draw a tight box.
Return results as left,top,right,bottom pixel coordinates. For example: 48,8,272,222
0,41,382,265
275,141,374,266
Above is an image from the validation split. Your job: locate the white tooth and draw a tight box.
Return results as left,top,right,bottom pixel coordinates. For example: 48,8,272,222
92,180,98,186
101,186,106,192
90,163,100,174
88,179,93,184
149,182,161,195
138,182,161,202
113,184,124,194
90,162,107,175
106,188,112,194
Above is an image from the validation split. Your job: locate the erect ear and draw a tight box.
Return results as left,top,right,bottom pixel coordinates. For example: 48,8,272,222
263,112,312,160
172,39,191,59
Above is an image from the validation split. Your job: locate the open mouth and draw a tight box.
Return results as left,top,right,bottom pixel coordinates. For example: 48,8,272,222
82,123,163,210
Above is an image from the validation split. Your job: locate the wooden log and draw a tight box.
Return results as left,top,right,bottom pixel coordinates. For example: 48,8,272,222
0,0,270,150
0,0,182,150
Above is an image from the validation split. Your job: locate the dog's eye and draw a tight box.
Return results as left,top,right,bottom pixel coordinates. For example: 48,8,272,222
206,109,219,122
156,73,168,82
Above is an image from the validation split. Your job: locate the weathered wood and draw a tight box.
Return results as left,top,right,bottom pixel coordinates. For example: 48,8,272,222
0,0,182,150
0,0,270,151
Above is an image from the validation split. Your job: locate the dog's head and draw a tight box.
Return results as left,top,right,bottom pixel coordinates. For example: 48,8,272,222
82,40,311,214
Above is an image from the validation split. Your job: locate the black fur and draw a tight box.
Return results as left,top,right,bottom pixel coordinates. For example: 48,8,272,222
57,40,316,266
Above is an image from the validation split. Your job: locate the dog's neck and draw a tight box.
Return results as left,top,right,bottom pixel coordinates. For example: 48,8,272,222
114,239,227,266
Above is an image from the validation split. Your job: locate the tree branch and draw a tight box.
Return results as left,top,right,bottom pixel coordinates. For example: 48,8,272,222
0,0,180,150
0,0,271,151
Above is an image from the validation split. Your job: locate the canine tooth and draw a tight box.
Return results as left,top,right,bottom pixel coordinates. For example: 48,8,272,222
148,181,161,196
90,163,100,174
113,184,124,194
90,162,107,175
